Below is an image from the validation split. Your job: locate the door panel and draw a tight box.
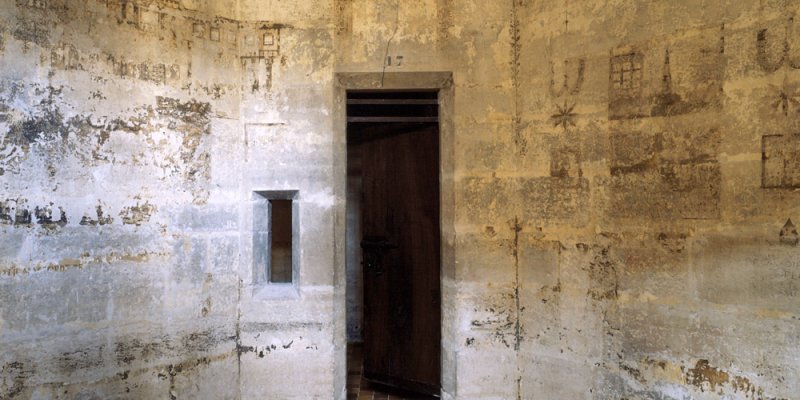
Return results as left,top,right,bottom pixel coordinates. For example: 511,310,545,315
359,124,441,395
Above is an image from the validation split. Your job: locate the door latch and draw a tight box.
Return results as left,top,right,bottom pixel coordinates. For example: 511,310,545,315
361,235,397,276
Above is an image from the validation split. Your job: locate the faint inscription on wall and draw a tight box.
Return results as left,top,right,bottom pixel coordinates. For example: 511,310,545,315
609,52,645,119
780,218,798,245
607,127,721,220
335,0,353,36
756,17,800,73
550,57,585,98
608,25,725,120
240,24,282,93
18,0,47,9
762,134,800,188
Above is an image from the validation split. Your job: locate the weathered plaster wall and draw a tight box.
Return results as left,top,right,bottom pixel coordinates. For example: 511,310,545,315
0,0,336,399
336,0,799,399
518,2,799,398
2,0,799,399
235,1,338,398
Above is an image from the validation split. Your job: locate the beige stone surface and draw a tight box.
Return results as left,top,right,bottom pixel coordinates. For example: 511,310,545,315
0,0,798,399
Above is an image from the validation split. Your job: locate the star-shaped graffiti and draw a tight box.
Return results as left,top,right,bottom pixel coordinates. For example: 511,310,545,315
770,84,800,116
550,100,577,130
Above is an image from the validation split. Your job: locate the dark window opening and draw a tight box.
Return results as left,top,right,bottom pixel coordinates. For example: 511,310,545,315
253,191,297,285
269,199,293,283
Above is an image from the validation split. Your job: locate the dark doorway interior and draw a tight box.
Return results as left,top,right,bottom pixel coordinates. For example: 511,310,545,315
345,90,442,398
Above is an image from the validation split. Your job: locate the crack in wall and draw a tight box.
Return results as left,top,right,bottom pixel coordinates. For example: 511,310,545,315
510,0,525,157
510,216,523,400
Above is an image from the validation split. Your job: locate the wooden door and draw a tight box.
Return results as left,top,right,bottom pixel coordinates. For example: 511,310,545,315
358,124,441,395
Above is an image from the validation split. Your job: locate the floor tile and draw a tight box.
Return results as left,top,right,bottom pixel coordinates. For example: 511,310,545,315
347,343,437,400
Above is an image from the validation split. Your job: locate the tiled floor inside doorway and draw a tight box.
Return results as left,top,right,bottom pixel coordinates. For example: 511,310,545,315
347,344,438,400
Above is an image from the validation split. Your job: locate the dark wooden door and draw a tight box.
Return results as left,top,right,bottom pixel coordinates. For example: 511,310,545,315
359,124,441,395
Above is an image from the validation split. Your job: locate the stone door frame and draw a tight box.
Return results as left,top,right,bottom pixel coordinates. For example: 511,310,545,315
332,71,456,399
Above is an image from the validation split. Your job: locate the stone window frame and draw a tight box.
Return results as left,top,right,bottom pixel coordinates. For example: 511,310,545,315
252,190,300,294
333,72,455,399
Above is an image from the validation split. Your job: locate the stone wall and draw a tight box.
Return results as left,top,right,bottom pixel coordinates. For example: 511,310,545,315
335,0,799,399
1,0,798,399
0,0,336,399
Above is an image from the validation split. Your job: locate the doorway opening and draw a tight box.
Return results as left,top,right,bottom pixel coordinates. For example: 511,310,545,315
345,90,441,398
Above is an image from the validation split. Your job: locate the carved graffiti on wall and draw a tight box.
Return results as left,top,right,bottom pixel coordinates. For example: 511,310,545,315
240,24,281,59
548,54,584,132
50,42,81,70
154,0,182,9
17,0,50,9
608,126,721,220
661,161,721,220
549,58,585,98
762,134,800,188
106,54,180,84
780,218,799,245
192,21,206,38
550,144,582,178
0,197,156,229
0,82,213,203
768,84,800,117
242,57,273,93
608,51,645,119
606,162,721,220
98,0,240,50
0,199,71,227
550,100,577,130
436,0,453,47
335,0,353,36
240,24,283,93
118,0,140,27
139,8,160,31
609,25,725,120
0,199,32,225
610,52,643,92
651,49,680,117
113,0,187,29
13,18,51,48
756,16,800,73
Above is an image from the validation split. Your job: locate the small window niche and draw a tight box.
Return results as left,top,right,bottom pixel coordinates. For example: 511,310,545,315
253,191,298,286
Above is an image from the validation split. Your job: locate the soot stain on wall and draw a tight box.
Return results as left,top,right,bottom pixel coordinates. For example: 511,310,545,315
470,291,520,348
0,89,214,203
119,201,156,226
79,204,114,226
0,361,33,398
34,203,67,227
12,17,50,48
